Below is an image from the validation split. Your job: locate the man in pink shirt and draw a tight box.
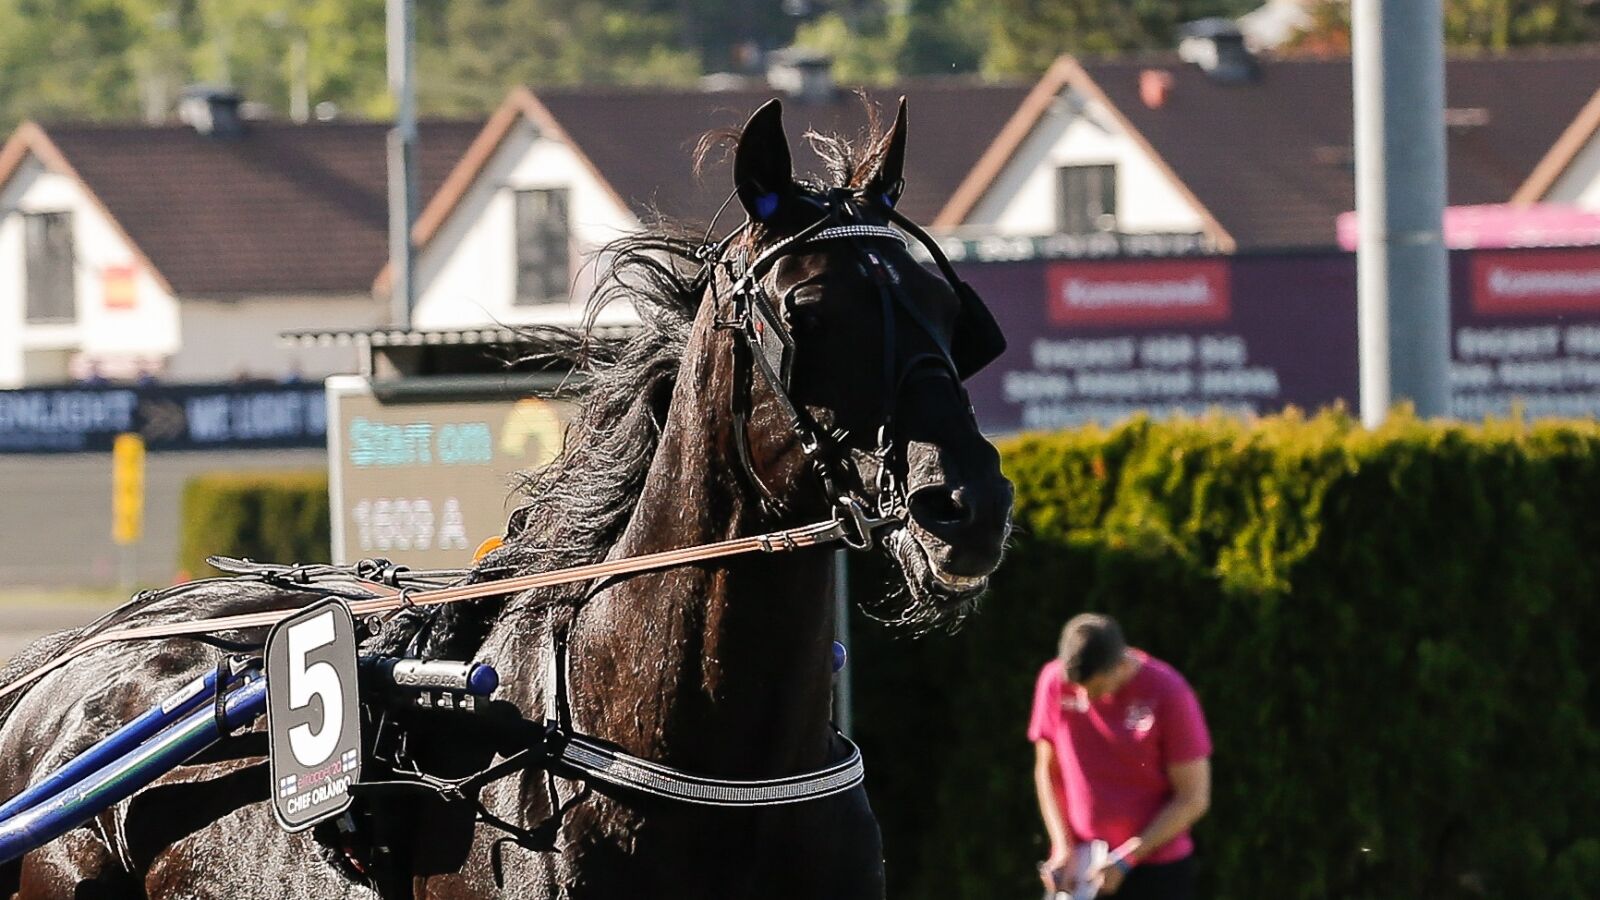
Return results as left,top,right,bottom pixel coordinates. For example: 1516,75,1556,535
1030,613,1212,898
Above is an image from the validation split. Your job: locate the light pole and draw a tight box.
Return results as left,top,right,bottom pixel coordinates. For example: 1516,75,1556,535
386,0,418,330
1352,0,1452,426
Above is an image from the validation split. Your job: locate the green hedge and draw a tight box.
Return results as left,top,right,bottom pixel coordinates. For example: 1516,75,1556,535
168,418,1600,896
849,411,1600,899
178,470,331,578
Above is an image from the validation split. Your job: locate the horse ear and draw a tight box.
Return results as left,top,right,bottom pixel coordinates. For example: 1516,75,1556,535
866,98,908,207
734,99,796,222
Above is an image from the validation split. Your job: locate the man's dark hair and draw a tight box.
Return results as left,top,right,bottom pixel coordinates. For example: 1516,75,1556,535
1058,613,1127,684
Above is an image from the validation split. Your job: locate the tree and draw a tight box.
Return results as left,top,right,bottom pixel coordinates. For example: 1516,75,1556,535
1446,0,1600,49
188,0,389,119
790,0,987,84
979,0,1260,77
1283,0,1600,55
416,0,699,114
0,0,143,125
1278,0,1350,56
793,11,906,85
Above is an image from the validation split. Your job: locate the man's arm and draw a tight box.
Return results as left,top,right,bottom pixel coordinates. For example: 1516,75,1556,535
1034,740,1072,853
1096,758,1210,895
1126,757,1210,865
1034,740,1073,891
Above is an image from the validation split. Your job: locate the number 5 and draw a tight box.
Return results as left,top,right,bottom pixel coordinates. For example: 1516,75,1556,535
286,610,343,768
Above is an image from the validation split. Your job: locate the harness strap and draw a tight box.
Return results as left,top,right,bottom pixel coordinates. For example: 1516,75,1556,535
537,611,861,808
0,514,895,700
724,219,913,518
549,732,864,807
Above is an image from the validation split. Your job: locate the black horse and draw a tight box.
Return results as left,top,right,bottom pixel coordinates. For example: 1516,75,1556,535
0,98,1012,899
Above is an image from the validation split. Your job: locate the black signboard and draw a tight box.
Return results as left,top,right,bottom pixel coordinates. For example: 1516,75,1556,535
265,598,362,832
962,254,1359,433
0,383,326,454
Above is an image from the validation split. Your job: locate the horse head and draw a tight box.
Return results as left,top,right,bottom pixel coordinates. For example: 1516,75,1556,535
707,98,1014,626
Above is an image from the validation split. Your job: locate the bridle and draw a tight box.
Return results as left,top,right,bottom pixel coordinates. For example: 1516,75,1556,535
701,186,1005,545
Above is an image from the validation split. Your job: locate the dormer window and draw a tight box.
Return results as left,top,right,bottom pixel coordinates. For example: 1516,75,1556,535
1057,165,1117,235
514,188,570,305
24,211,76,323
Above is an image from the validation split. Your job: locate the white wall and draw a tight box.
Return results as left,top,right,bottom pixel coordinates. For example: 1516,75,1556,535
1545,131,1600,209
414,119,643,330
168,294,384,382
962,91,1207,237
0,157,181,387
0,149,387,387
0,161,28,387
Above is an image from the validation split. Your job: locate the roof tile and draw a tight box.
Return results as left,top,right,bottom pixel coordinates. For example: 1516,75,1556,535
1080,50,1600,248
41,119,482,295
535,80,1031,226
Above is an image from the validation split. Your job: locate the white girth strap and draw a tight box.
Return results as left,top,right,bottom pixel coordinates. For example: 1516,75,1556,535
552,733,865,807
544,630,864,807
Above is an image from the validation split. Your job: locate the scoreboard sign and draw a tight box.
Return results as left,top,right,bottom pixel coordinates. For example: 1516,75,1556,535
325,376,572,568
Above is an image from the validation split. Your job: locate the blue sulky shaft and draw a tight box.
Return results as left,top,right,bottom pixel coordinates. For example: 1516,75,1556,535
0,675,267,866
0,670,220,823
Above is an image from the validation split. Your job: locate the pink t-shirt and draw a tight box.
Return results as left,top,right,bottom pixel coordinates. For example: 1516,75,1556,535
1027,650,1212,865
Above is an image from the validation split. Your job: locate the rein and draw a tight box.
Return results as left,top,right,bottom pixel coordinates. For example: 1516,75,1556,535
0,503,896,701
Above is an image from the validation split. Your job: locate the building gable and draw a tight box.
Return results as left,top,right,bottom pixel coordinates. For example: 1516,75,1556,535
0,141,181,385
411,110,640,329
951,51,1600,251
1516,87,1600,208
937,58,1232,249
957,83,1217,241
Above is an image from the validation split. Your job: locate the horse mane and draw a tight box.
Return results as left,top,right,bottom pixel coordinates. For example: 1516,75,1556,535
374,104,895,658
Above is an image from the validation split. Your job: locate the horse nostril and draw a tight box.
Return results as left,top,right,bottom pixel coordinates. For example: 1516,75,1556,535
908,485,973,529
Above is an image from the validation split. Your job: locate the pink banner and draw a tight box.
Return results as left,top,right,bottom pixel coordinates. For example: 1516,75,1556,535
1339,204,1600,251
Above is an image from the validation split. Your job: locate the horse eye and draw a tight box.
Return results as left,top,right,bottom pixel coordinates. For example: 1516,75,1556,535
788,307,823,333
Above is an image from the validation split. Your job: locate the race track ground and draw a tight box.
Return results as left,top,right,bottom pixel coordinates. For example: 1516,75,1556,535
0,590,122,664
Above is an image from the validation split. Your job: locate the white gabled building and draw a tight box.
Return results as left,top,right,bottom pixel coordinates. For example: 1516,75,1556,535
388,88,642,332
0,124,181,387
937,44,1600,253
0,93,482,388
397,75,1032,331
935,57,1223,250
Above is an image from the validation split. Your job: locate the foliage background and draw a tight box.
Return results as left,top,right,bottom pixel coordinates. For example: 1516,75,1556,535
3,0,1598,130
173,413,1600,896
850,411,1600,898
178,470,330,579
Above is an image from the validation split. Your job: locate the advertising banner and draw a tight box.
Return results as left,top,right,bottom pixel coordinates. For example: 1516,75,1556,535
0,383,327,454
964,254,1359,433
1452,246,1600,419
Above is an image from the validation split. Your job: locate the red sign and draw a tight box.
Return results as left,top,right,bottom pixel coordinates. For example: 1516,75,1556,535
1045,258,1230,327
102,265,138,311
1471,248,1600,316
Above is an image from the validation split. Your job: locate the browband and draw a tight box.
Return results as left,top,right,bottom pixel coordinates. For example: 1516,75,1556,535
803,225,907,246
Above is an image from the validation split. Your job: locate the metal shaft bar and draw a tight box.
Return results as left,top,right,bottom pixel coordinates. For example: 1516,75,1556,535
0,670,220,822
0,677,267,866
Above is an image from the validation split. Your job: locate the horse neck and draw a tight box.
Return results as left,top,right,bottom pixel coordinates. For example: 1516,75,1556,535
571,316,839,776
